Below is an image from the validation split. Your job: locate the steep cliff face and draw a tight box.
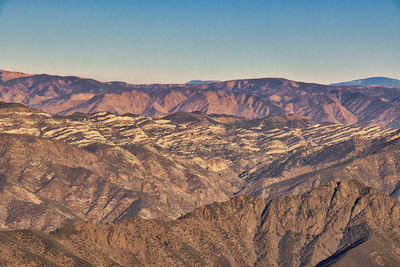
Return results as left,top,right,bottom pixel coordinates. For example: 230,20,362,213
0,181,399,266
1,102,400,233
2,70,400,127
254,180,400,266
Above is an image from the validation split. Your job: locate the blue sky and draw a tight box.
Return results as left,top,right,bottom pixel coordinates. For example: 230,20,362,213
0,0,399,84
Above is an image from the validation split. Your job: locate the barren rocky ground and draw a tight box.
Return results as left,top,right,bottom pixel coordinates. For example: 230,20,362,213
1,102,400,233
0,180,399,266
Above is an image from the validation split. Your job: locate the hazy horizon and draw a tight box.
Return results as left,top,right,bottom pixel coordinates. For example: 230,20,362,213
0,0,399,84
2,67,400,86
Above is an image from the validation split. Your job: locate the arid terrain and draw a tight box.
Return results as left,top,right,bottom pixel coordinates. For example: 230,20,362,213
1,71,400,266
2,70,400,127
1,0,398,265
0,180,399,266
1,102,400,235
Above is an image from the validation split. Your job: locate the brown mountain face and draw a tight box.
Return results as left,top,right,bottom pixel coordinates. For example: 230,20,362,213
0,180,399,266
2,102,400,233
2,70,400,127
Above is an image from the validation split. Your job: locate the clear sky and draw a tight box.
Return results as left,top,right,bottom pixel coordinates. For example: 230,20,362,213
0,0,399,84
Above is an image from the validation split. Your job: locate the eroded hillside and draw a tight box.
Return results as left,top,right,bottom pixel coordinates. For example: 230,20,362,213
0,180,399,266
1,102,400,232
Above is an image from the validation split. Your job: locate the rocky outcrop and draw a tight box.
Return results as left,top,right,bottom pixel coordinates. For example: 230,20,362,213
0,180,399,266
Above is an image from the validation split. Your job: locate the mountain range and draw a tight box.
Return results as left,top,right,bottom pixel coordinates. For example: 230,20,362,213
1,102,400,234
2,70,400,127
2,70,400,266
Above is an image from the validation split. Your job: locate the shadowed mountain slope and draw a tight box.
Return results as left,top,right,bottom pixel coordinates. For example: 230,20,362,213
2,70,400,127
0,180,399,266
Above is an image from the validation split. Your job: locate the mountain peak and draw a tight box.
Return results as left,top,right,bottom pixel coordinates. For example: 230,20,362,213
0,70,32,82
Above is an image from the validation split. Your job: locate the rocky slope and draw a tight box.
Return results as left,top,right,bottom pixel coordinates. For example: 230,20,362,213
2,70,400,127
0,180,399,266
2,102,400,232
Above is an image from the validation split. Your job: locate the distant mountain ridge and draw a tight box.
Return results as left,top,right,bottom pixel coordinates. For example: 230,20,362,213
2,70,400,127
186,80,218,84
331,76,400,87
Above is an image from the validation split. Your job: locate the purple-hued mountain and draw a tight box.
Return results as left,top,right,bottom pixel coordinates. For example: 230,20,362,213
2,70,400,128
